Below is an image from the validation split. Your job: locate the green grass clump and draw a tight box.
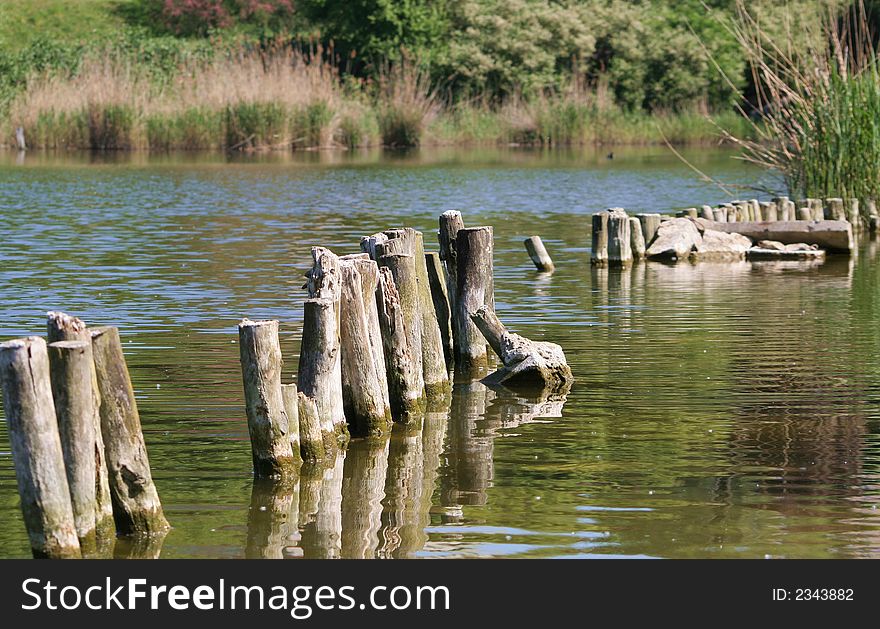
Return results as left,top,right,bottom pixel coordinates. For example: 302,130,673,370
224,101,288,150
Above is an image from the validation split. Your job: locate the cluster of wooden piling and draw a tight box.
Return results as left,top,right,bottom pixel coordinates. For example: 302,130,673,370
675,196,878,232
0,312,168,558
239,213,517,481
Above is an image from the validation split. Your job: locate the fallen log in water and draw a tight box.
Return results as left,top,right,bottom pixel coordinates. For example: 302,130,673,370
470,306,573,393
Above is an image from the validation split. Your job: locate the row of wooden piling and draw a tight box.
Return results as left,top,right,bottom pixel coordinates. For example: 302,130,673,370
239,213,500,481
0,312,168,558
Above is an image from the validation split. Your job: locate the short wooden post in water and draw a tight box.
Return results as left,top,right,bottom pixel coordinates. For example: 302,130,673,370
302,246,347,443
280,383,304,468
524,236,555,272
606,208,632,266
628,217,646,259
712,207,727,223
48,340,100,554
90,326,169,536
846,198,861,231
297,393,325,463
298,298,345,450
797,207,812,221
827,198,846,222
454,226,495,377
340,254,391,417
439,210,465,315
0,337,80,558
376,265,426,422
239,319,298,480
590,212,609,264
425,251,453,368
700,205,714,220
46,311,114,542
381,229,449,398
377,252,425,396
636,213,661,245
339,260,392,437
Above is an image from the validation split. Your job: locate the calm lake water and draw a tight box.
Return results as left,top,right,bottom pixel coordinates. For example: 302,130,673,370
1,146,879,559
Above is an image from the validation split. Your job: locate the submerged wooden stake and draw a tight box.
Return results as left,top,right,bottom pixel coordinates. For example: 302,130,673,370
454,226,495,377
524,236,555,272
280,383,304,468
47,340,99,554
376,265,426,421
0,337,80,558
425,251,453,368
339,260,392,437
296,392,325,463
46,311,114,542
590,211,609,264
90,326,169,536
628,217,646,259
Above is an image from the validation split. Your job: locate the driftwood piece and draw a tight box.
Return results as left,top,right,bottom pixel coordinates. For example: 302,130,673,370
470,307,573,393
48,340,99,554
0,337,80,558
91,326,169,536
46,311,114,542
376,265,426,422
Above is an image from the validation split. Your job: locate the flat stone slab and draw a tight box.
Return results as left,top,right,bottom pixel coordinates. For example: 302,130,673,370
747,247,826,261
690,229,752,261
702,220,852,253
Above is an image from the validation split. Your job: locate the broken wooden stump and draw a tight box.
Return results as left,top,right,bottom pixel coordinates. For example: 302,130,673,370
636,213,662,246
301,247,347,445
377,252,425,396
91,326,169,536
590,211,609,264
524,236,555,272
0,337,80,558
376,265,427,422
239,319,298,480
629,217,646,259
592,208,632,266
339,260,392,437
454,226,495,377
46,310,114,544
425,251,453,368
47,339,100,554
470,306,573,393
438,210,465,315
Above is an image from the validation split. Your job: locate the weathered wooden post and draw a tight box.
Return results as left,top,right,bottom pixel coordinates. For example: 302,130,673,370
299,298,345,450
90,326,169,536
591,211,609,264
301,246,347,445
339,260,392,437
523,236,555,272
425,251,453,368
607,208,632,265
797,207,812,221
846,198,861,230
629,217,646,259
759,201,776,221
700,205,714,220
340,254,391,417
296,393,325,463
280,383,304,468
712,207,727,223
377,252,425,393
636,213,661,245
454,226,495,377
47,340,99,554
15,126,26,151
46,311,114,543
0,337,80,558
238,319,298,480
438,210,465,315
376,265,426,422
827,198,846,222
381,229,449,398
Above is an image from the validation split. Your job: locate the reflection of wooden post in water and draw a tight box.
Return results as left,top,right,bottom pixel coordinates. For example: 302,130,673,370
299,452,345,558
245,478,300,559
112,530,168,559
380,422,426,558
296,462,324,539
441,382,495,507
340,437,389,558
